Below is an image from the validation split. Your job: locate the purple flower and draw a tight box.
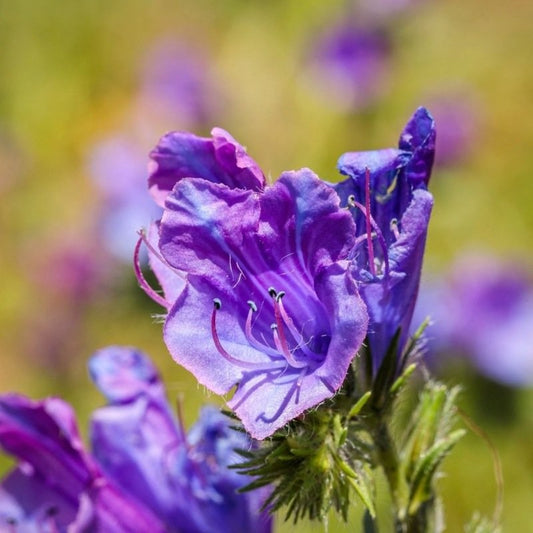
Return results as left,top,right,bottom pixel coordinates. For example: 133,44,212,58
307,19,392,111
144,130,369,439
89,346,272,533
414,254,533,386
0,394,165,532
0,346,272,532
334,107,435,373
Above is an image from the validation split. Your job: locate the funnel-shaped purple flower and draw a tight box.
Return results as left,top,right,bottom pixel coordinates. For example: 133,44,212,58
154,165,368,439
0,394,165,532
334,107,435,373
0,347,272,532
89,346,272,533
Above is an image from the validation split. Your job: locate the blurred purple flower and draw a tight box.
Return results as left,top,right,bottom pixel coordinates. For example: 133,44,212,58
334,107,435,373
0,346,272,531
87,39,219,264
0,394,165,532
88,135,162,263
427,89,480,167
307,19,392,111
142,130,368,439
414,254,533,386
90,346,272,533
137,39,218,128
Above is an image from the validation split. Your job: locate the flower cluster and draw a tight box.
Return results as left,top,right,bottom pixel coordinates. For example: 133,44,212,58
139,107,435,439
0,346,271,532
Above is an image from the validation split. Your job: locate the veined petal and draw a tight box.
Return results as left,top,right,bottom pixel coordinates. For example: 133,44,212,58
363,189,433,371
89,345,163,403
399,106,436,187
229,262,368,439
148,128,265,207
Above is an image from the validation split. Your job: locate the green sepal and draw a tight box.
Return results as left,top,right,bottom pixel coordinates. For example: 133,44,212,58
402,382,461,481
233,407,376,523
348,390,372,419
407,428,466,514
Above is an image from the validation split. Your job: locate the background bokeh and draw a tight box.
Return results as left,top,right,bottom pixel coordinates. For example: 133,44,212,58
1,0,532,530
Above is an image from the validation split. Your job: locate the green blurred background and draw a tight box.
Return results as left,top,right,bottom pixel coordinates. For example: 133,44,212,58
1,0,532,530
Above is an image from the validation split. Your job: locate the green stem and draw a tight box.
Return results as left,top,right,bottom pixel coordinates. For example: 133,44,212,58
368,415,407,526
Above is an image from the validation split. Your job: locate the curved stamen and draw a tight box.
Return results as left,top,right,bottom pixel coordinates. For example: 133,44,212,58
138,229,185,280
276,293,322,361
364,167,376,276
245,301,284,359
271,324,307,369
211,300,286,371
134,235,170,309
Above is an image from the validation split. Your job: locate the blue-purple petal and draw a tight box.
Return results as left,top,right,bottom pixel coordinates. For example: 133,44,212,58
148,128,265,207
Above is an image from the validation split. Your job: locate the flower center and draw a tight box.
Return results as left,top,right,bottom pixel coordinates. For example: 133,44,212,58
211,287,325,372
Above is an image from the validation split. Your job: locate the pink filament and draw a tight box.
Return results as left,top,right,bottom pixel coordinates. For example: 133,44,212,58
133,235,170,309
364,167,376,276
211,303,285,371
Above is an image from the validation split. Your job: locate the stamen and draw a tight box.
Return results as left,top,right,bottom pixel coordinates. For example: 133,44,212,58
293,367,308,405
364,167,376,276
349,199,390,279
271,323,307,369
211,300,286,371
276,293,321,360
134,235,170,308
244,301,282,358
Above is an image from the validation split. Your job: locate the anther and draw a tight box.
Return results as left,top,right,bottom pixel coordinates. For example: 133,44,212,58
268,287,277,298
213,298,222,310
134,234,171,309
390,218,400,240
275,290,286,302
247,300,257,312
